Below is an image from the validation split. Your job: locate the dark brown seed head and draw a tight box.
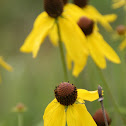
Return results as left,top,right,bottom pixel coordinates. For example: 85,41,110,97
93,109,112,126
63,0,68,5
54,82,77,106
44,0,63,18
78,17,94,36
116,25,126,35
73,0,88,8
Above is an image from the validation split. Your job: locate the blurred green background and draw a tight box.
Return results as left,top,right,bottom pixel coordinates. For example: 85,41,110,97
0,0,126,126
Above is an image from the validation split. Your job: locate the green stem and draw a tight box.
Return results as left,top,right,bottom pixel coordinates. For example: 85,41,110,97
18,113,23,126
56,20,68,81
96,67,126,125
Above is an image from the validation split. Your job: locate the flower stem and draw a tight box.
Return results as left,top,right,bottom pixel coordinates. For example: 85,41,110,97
18,113,23,126
56,20,68,81
96,67,126,125
98,85,109,126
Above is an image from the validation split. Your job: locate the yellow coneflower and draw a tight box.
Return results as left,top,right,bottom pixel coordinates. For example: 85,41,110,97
20,0,89,67
116,25,126,50
43,82,99,126
67,17,120,77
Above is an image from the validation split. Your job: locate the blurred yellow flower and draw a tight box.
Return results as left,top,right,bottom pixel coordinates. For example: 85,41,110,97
0,56,12,82
67,17,121,77
20,0,89,67
116,25,126,50
112,0,126,10
64,2,117,31
43,82,98,126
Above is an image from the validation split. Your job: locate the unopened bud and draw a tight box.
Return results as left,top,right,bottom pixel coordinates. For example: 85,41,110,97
93,109,112,126
116,25,126,35
12,103,27,113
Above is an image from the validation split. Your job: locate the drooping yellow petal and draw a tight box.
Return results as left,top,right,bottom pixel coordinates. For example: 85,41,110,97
119,38,126,50
20,12,55,58
72,55,88,77
103,14,117,22
112,0,125,9
48,23,58,46
43,99,66,126
64,3,89,22
77,89,99,102
67,104,97,126
0,57,12,71
87,35,106,69
66,52,72,70
33,12,49,28
59,13,89,64
66,104,82,126
98,18,113,31
93,32,121,64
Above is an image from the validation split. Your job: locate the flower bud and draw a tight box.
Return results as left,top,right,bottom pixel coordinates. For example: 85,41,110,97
93,109,112,126
116,25,126,35
12,103,27,113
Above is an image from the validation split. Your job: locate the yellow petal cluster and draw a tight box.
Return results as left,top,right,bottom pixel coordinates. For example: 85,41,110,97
20,11,89,66
20,3,121,77
65,24,120,77
43,89,99,126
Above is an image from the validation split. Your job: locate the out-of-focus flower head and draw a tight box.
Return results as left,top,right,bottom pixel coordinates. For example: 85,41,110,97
66,17,121,77
0,56,12,82
64,0,117,31
12,103,27,113
43,82,99,126
93,108,112,126
115,25,126,50
112,0,126,10
20,0,89,69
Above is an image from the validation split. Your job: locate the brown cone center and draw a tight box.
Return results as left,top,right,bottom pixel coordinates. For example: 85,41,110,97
54,82,77,106
44,0,63,18
78,17,94,36
73,0,88,8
